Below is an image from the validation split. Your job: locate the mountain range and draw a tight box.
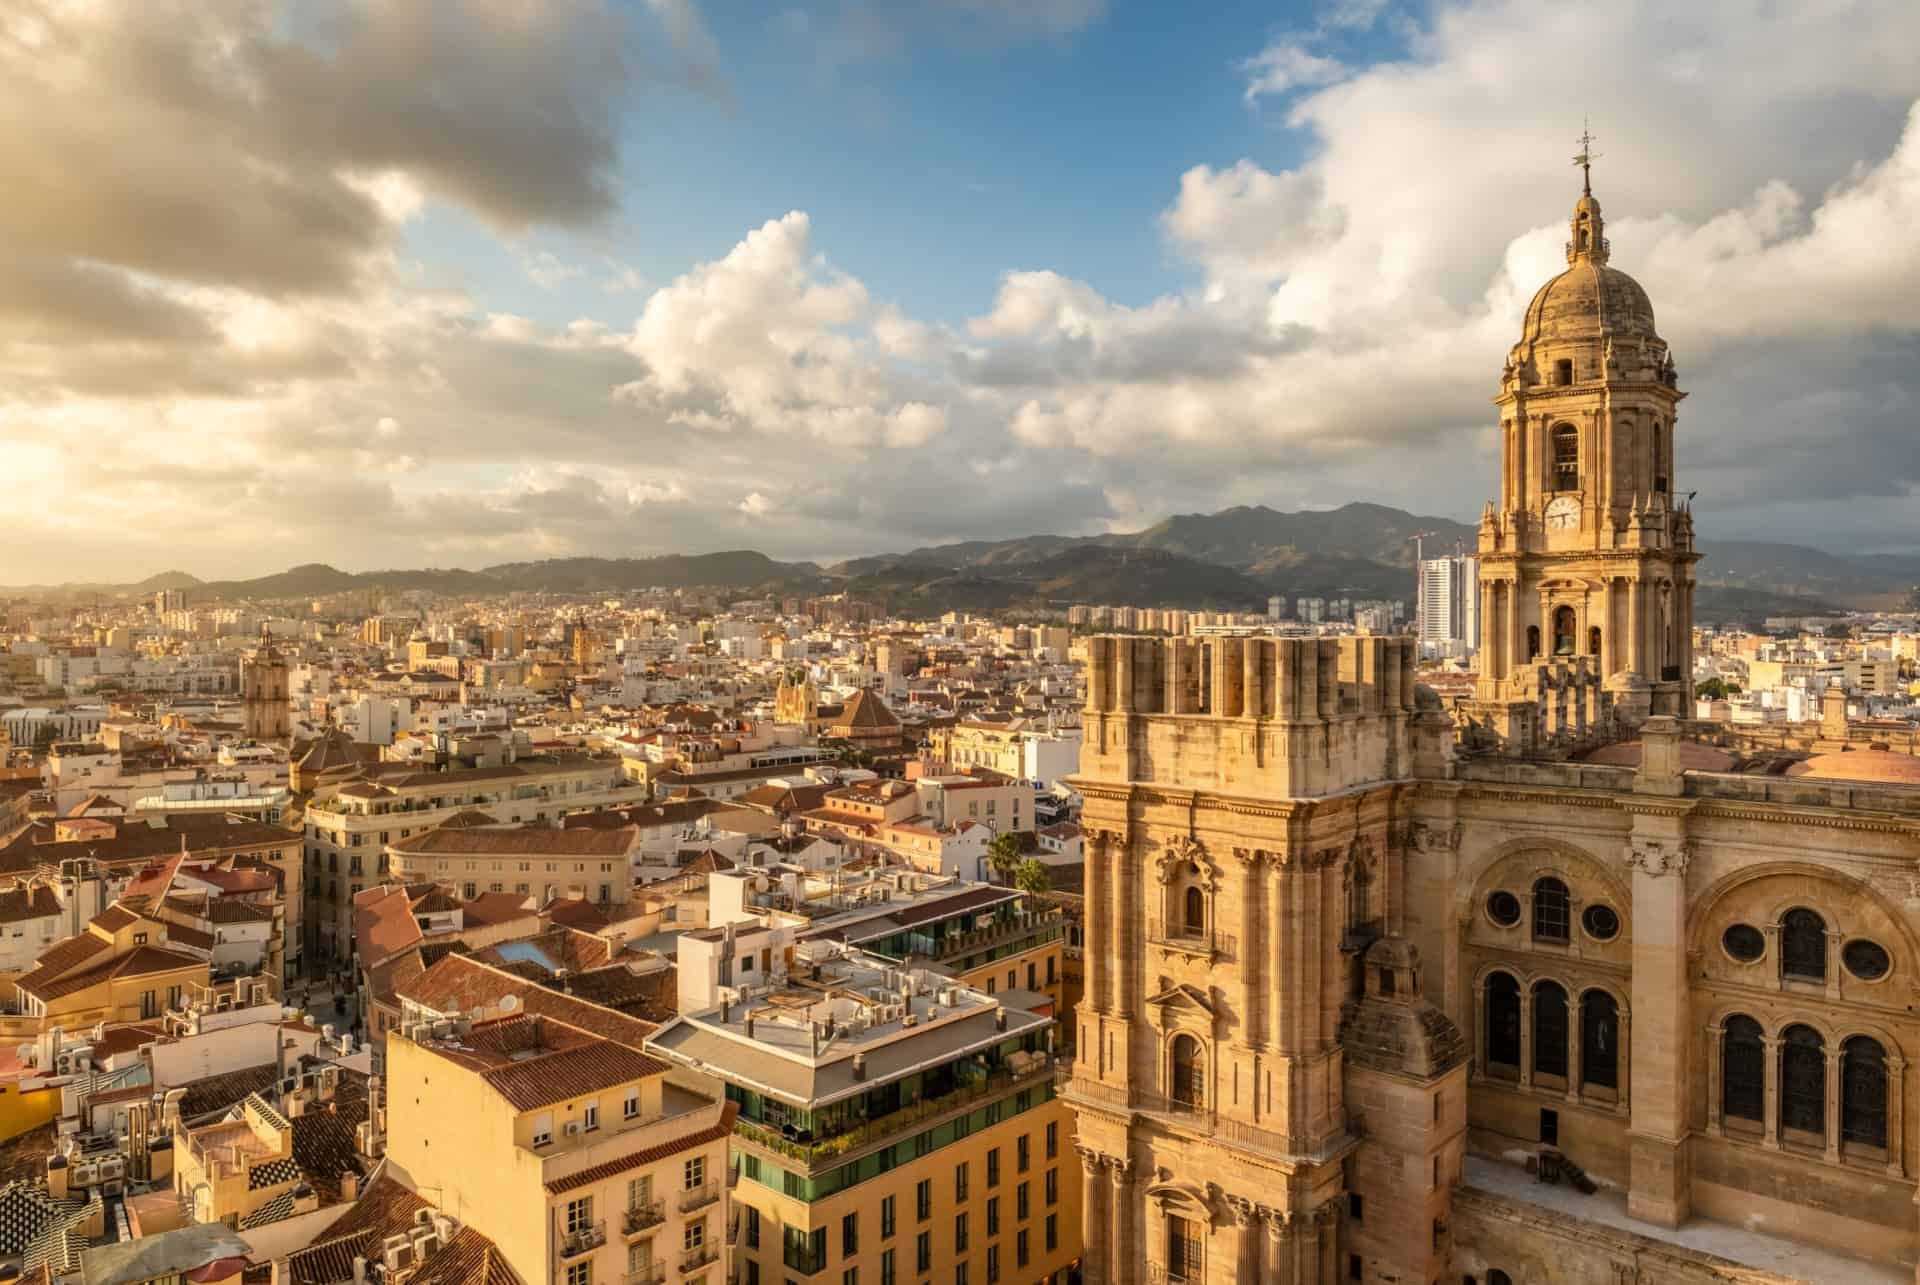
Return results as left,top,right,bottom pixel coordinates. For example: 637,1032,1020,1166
10,503,1905,626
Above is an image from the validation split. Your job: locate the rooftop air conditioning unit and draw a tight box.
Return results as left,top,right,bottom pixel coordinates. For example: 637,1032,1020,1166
563,1122,581,1137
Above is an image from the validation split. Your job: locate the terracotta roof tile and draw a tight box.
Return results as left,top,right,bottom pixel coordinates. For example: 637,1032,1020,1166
545,1102,736,1194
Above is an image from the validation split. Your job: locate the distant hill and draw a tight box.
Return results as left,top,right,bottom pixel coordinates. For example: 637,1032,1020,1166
840,546,1275,612
10,501,1912,620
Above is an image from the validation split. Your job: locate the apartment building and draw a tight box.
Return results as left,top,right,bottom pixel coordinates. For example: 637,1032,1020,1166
13,904,208,1028
1,814,303,976
300,755,635,962
649,941,1081,1285
384,1008,735,1285
387,825,641,906
928,719,1082,789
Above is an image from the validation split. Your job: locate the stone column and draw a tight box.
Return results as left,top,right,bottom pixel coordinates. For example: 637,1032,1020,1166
1317,1204,1339,1282
1110,1161,1136,1285
1518,988,1534,1090
1086,832,1110,1019
1238,850,1263,1050
1888,1056,1906,1177
1231,1200,1261,1282
1262,1210,1293,1285
1079,1150,1109,1285
1567,994,1584,1102
1269,858,1295,1057
1627,579,1642,678
1627,831,1692,1226
1825,1047,1843,1163
1113,835,1138,1035
1826,930,1844,1001
1762,1036,1781,1149
1703,1023,1723,1136
1618,1008,1632,1111
1472,979,1487,1080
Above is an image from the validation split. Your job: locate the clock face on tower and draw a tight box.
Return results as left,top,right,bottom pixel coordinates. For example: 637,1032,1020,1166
1544,496,1581,530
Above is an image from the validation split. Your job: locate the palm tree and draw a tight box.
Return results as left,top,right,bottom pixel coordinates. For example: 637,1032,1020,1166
986,830,1024,883
1014,858,1051,897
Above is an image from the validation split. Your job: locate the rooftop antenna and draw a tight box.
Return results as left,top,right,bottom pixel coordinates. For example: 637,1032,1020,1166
1574,120,1600,196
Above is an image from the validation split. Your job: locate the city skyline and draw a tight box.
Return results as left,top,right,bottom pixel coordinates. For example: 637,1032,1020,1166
6,1,1920,583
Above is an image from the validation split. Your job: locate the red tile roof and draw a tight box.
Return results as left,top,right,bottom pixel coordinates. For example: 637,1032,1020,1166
544,1101,737,1194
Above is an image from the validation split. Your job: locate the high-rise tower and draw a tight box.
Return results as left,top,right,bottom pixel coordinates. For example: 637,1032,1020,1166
1472,168,1696,745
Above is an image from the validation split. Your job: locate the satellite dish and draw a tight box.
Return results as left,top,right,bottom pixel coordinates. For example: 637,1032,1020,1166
498,994,520,1014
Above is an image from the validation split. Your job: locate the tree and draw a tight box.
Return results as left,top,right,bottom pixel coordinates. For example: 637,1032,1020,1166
986,830,1024,883
1695,677,1728,701
1014,858,1052,897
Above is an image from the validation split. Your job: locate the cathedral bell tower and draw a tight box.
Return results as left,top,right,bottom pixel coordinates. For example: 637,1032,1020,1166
1473,147,1696,745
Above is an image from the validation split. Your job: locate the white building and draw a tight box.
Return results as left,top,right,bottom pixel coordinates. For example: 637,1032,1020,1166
1418,551,1480,656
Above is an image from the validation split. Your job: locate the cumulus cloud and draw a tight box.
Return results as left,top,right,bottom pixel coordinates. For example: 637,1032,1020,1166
10,0,1920,581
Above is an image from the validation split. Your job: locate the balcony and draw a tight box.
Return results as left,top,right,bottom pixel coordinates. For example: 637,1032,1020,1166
622,1200,666,1236
1147,921,1236,961
679,1180,720,1213
732,1056,1053,1170
1146,1266,1203,1284
680,1243,721,1274
624,1267,666,1285
932,912,1064,969
558,1222,606,1259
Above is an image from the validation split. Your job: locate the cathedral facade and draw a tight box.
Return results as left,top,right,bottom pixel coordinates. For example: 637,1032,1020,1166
1064,184,1920,1284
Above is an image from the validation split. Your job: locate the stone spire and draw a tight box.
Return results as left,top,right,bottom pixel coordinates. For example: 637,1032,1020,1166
1566,125,1609,265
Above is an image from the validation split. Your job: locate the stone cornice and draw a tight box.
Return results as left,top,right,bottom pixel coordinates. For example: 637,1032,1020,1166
1458,785,1624,811
1690,800,1920,838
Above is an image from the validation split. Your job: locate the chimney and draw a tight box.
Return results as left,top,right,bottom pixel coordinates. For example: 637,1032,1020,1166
744,1013,754,1039
352,1257,368,1285
852,1053,867,1081
994,1009,1007,1032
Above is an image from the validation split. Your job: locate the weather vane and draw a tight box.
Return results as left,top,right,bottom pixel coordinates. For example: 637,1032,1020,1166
1573,120,1600,195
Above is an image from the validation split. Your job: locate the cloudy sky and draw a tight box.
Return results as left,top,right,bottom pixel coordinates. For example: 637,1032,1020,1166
4,0,1920,583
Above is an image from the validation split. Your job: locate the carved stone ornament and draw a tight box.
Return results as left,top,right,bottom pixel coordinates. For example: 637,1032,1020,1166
1156,835,1218,890
1624,838,1692,878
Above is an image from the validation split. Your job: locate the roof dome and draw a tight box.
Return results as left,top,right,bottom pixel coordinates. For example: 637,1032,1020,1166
1517,193,1659,347
1786,748,1920,786
1521,259,1658,347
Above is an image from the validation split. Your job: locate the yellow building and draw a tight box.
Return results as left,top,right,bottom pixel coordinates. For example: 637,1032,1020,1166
13,904,207,1029
386,824,640,905
173,1093,308,1227
649,943,1082,1285
384,1008,735,1285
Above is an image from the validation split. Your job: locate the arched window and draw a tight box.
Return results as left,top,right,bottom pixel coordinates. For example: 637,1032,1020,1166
1580,991,1619,1090
1182,885,1205,936
1588,626,1602,658
1552,607,1577,656
1651,422,1666,493
1553,423,1579,490
1169,1034,1203,1110
1485,973,1521,1071
1781,908,1827,982
1533,981,1569,1079
1780,1024,1826,1138
1489,1273,1514,1285
1842,1035,1889,1149
1526,626,1541,660
1532,877,1570,943
1722,1015,1765,1123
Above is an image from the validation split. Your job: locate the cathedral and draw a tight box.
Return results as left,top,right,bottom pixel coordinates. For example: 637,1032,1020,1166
1065,176,1920,1283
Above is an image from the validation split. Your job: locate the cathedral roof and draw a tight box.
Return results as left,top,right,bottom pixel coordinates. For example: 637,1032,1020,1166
1577,739,1736,772
1786,747,1920,786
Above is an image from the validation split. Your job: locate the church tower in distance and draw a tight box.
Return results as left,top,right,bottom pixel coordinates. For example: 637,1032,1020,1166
1472,167,1697,749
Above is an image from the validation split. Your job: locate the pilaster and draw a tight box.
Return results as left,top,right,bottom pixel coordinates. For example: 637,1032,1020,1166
1625,814,1693,1226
